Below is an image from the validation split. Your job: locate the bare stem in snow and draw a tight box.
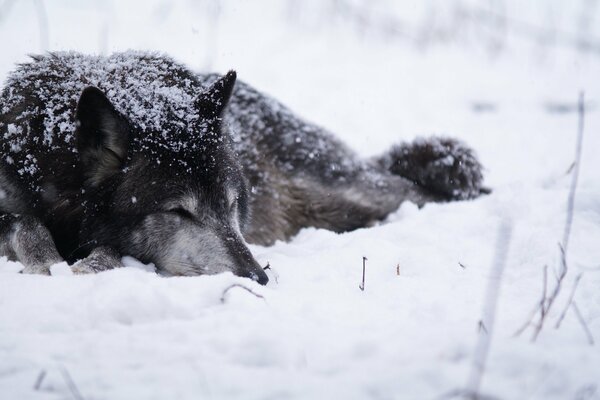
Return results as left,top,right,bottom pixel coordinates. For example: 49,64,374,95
555,273,583,329
572,302,595,345
359,256,367,291
541,265,548,316
533,265,549,332
33,369,46,390
532,92,585,340
562,92,585,256
465,219,513,398
515,92,585,341
60,367,84,400
220,284,265,303
263,262,279,284
530,246,566,340
478,321,488,335
514,265,547,337
513,305,538,337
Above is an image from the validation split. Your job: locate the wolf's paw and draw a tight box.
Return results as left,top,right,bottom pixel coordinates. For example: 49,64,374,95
382,137,486,200
20,264,51,275
72,246,123,274
71,260,97,274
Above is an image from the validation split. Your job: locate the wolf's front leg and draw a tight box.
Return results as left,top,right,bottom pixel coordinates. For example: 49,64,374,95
71,246,123,274
0,214,64,275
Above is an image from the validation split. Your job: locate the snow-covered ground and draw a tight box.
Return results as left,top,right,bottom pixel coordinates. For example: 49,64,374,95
1,1,599,399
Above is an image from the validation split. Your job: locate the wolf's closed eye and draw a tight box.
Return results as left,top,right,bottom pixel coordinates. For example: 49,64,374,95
168,207,194,219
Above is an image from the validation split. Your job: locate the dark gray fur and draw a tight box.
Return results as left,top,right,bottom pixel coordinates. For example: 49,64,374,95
0,52,486,284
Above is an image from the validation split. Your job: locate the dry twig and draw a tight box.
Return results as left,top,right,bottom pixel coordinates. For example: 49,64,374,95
220,284,265,303
33,369,46,390
515,92,585,340
32,367,85,399
555,273,583,329
60,367,85,400
465,219,512,398
514,265,548,337
572,302,595,345
359,256,367,291
263,262,279,284
562,92,585,255
478,321,488,335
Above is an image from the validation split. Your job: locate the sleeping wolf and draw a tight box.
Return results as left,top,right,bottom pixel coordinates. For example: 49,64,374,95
0,52,485,285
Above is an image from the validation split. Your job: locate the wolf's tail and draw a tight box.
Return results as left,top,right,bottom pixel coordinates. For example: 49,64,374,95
376,136,490,201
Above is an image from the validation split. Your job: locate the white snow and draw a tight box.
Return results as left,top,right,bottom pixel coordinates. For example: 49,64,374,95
1,1,600,399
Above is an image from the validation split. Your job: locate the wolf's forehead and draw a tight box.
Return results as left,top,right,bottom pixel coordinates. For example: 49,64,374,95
180,195,200,210
162,185,237,210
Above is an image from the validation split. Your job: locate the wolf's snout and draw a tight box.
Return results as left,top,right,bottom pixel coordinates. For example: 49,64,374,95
238,261,269,285
252,268,269,285
227,235,269,285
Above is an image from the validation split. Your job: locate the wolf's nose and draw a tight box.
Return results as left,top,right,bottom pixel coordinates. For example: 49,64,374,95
251,269,269,286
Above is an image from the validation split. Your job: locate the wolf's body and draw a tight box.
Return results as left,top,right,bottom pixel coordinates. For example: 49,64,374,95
0,52,484,283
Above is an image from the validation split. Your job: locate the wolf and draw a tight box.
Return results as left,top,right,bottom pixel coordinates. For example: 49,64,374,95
0,52,486,285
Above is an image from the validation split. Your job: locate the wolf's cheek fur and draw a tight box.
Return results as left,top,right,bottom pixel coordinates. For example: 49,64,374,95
124,212,266,281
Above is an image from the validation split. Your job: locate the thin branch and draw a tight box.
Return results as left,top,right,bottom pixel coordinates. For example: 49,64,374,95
532,265,549,332
516,92,585,341
263,262,279,284
565,162,575,175
220,284,265,303
555,273,583,329
562,92,585,255
572,302,595,345
513,265,547,337
540,264,548,318
478,320,488,335
466,219,512,398
513,303,541,337
359,256,367,291
531,245,567,341
60,367,84,400
33,369,46,390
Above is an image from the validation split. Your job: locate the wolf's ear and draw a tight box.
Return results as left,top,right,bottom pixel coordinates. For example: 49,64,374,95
196,70,236,119
76,86,129,186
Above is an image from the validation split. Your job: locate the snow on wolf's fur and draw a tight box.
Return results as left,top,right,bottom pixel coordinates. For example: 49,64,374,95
1,52,211,179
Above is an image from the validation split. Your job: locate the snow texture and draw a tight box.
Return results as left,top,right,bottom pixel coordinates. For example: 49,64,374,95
1,1,600,400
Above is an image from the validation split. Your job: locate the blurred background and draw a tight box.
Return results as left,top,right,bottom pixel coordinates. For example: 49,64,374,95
1,0,599,185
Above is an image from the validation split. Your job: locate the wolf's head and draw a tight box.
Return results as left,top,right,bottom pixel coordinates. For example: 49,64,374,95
73,71,268,284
